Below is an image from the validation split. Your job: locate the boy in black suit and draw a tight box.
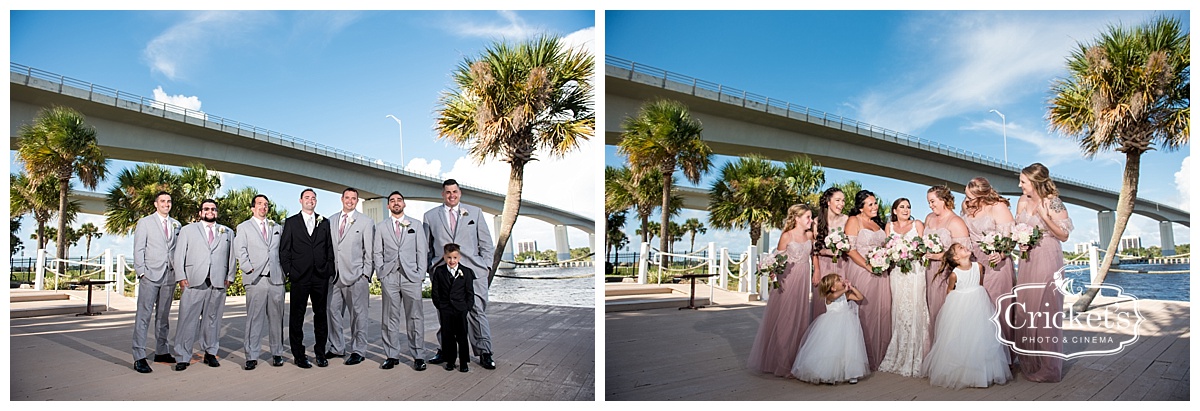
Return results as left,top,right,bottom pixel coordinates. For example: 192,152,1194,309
431,243,474,372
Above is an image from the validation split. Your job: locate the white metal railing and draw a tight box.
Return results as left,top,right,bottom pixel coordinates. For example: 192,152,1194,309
32,248,115,311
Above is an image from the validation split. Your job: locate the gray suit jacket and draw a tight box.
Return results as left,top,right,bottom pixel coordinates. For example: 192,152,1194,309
373,215,428,284
423,203,494,277
233,217,284,286
173,222,237,288
330,210,375,287
133,213,180,282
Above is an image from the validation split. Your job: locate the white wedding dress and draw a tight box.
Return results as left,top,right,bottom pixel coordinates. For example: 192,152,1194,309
878,222,931,377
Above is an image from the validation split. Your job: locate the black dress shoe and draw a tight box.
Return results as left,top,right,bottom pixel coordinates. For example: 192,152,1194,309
294,357,312,369
428,350,445,364
316,357,329,367
174,362,189,371
324,351,345,359
345,353,365,366
272,356,285,367
479,354,496,370
380,358,399,370
459,363,469,373
444,361,456,371
134,359,152,374
153,354,176,363
203,353,220,367
412,359,427,371
244,360,257,371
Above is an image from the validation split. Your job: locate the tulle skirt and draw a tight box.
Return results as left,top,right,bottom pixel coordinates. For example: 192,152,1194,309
923,287,1012,389
791,300,870,384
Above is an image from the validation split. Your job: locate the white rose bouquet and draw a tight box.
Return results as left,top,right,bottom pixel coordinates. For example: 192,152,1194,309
824,227,851,263
1009,223,1043,260
977,231,1014,268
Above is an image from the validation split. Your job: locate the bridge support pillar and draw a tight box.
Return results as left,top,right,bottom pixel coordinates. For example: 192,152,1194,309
1160,221,1176,256
589,233,595,256
494,215,514,261
757,229,771,255
1097,210,1115,251
362,198,385,224
555,225,571,261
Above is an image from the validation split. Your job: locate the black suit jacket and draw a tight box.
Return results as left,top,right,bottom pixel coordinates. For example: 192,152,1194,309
279,212,335,284
431,264,475,313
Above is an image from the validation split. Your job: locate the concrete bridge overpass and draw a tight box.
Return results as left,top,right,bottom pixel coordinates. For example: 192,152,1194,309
605,56,1188,253
10,63,593,260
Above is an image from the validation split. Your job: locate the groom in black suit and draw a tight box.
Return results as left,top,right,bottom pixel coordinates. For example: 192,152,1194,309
279,188,335,368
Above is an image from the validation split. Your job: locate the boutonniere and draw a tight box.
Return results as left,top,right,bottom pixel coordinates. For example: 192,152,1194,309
461,209,469,217
316,215,325,225
218,226,228,235
172,221,180,230
398,220,411,228
267,220,276,227
348,216,356,226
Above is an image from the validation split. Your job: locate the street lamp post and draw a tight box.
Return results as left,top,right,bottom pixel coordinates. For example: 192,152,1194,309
385,115,404,167
989,109,1008,164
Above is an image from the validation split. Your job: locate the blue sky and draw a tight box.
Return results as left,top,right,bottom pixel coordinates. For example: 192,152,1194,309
8,10,596,260
605,10,1192,256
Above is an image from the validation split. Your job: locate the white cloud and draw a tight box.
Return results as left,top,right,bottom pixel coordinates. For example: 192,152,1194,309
143,11,272,80
1174,155,1191,211
446,10,541,40
561,26,595,56
962,118,1121,167
405,157,444,179
151,86,203,112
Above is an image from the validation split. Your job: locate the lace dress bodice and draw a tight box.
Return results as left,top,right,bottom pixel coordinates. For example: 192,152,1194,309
852,228,888,251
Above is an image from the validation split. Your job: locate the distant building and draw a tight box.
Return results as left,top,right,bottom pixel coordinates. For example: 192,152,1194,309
517,241,538,254
1074,241,1098,254
1119,236,1142,252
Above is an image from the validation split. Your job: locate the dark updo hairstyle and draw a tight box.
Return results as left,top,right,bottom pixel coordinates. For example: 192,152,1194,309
848,189,886,230
814,187,844,251
889,198,912,222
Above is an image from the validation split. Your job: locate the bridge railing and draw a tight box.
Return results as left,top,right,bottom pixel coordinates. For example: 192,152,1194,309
9,62,574,216
606,56,1122,195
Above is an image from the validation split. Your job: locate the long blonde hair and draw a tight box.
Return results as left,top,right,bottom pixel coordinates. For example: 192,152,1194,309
1021,163,1059,199
782,203,813,233
817,273,841,297
962,177,1010,216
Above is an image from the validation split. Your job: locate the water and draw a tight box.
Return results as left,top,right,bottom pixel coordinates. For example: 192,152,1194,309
1062,263,1189,301
487,266,595,308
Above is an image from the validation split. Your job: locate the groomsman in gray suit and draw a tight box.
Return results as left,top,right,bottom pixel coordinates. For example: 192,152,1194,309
131,191,181,373
373,191,429,371
234,194,286,370
326,187,375,366
172,199,237,371
423,179,496,369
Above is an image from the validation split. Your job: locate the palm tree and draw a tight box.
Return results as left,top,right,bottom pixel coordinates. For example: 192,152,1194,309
217,186,289,228
666,220,685,255
605,210,629,264
1048,16,1189,312
105,163,220,235
10,217,24,257
16,106,109,274
606,165,677,245
435,35,594,284
637,221,661,244
708,154,826,247
681,218,707,253
78,223,102,259
11,172,77,251
618,99,712,268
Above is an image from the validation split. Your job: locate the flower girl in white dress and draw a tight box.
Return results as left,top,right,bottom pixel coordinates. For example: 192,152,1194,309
923,242,1012,389
791,273,870,384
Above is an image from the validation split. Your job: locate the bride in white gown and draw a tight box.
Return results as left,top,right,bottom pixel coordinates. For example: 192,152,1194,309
878,198,932,377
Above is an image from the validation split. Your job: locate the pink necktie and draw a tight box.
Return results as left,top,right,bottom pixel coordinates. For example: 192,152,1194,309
395,220,401,237
449,208,458,232
163,219,169,239
261,221,268,241
339,214,347,238
207,225,214,245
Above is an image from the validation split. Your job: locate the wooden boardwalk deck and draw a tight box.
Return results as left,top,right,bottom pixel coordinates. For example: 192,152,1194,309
605,294,1189,401
9,293,594,401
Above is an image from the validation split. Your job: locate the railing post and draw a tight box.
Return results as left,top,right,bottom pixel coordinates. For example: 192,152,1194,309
719,247,730,290
707,242,717,304
636,242,649,285
34,248,46,291
117,254,127,297
744,246,758,299
103,249,113,292
1088,244,1099,286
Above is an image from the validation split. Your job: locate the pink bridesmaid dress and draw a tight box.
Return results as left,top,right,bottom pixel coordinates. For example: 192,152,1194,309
844,228,891,371
924,227,970,348
1013,211,1070,382
963,213,1016,365
814,214,848,319
747,240,815,377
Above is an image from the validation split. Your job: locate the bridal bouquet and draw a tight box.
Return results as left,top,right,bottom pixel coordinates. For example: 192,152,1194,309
977,231,1015,268
919,233,946,267
866,246,891,276
824,227,851,263
757,250,788,291
885,234,919,274
1009,223,1044,260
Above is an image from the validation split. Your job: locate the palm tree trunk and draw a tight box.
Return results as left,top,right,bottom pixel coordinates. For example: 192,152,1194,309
659,169,672,269
689,234,696,254
85,237,92,259
749,223,761,247
489,162,525,286
1073,152,1141,312
35,219,46,251
56,178,69,275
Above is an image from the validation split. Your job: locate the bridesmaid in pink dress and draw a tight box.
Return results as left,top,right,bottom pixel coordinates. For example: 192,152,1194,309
922,185,970,347
747,204,820,377
812,188,848,319
843,190,891,371
962,177,1016,365
1014,163,1070,382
